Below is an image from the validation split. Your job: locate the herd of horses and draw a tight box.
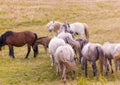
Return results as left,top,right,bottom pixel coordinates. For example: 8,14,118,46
0,21,120,84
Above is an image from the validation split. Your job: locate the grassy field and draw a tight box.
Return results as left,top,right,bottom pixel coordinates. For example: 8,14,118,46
0,0,120,85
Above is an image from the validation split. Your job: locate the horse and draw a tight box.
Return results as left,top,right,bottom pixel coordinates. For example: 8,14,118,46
33,36,51,54
48,37,66,67
78,39,105,77
55,44,76,84
103,42,120,72
59,22,89,40
46,21,62,35
0,31,38,58
47,21,89,40
57,31,79,59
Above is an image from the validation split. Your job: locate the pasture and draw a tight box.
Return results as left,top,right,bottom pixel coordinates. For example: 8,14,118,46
0,0,120,85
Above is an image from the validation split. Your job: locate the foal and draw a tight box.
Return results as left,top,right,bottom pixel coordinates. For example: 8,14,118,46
34,36,51,54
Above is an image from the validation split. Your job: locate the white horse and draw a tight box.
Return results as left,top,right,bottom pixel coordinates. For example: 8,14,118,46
47,21,89,40
48,37,66,67
55,44,76,84
57,32,80,59
103,42,120,72
59,22,89,40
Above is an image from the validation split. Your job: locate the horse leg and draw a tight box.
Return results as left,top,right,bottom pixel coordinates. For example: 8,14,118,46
25,45,31,59
32,45,38,58
104,57,109,75
92,62,97,77
85,61,88,77
119,60,120,70
114,58,118,72
8,45,15,58
108,59,114,73
62,64,67,85
71,70,75,80
56,63,62,76
50,54,54,67
56,63,59,76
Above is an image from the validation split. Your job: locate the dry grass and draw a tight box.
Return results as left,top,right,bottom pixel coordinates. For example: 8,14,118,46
0,0,120,85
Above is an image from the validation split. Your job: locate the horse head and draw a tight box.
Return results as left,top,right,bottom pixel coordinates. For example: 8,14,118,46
49,21,55,32
59,22,71,33
0,31,13,50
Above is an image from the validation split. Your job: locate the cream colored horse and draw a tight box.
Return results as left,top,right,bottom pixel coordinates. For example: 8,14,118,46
103,42,120,72
48,37,66,67
55,44,76,84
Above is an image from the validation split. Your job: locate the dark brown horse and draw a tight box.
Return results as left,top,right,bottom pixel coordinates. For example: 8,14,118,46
0,31,38,58
33,36,51,54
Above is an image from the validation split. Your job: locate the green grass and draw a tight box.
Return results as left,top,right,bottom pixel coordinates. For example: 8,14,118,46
0,0,120,85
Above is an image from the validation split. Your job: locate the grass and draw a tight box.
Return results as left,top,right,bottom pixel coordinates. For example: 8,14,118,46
0,0,120,85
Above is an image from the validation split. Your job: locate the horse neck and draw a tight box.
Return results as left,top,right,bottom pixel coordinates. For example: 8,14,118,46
54,23,61,32
66,38,77,47
0,31,13,46
80,40,89,50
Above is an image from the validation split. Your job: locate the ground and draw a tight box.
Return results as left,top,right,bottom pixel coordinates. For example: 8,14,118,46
0,0,120,85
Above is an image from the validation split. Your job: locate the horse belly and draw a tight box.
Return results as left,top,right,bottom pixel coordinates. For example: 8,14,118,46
6,38,26,47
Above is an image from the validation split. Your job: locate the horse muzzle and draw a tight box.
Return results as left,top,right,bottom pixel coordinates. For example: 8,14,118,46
81,65,85,70
49,29,52,32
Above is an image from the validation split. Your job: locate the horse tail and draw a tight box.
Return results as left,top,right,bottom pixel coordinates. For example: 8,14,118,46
33,33,38,56
59,51,76,71
96,46,104,74
83,23,89,41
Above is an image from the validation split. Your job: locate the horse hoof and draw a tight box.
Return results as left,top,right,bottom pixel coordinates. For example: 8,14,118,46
72,77,75,80
105,72,108,76
24,57,28,59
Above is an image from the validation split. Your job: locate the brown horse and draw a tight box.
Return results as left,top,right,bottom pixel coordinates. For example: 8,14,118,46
33,36,51,54
0,31,38,58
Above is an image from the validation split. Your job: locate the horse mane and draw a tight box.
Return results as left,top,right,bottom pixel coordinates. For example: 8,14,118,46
76,38,88,50
66,37,79,47
0,31,13,46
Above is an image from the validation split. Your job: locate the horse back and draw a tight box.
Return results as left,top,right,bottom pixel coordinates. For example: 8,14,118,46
5,31,36,46
35,36,51,47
